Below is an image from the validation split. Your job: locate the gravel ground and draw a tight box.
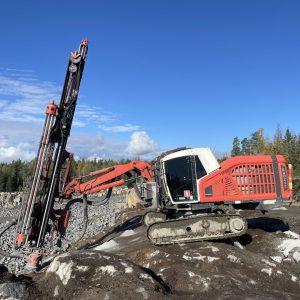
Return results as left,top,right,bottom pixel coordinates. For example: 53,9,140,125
0,192,126,275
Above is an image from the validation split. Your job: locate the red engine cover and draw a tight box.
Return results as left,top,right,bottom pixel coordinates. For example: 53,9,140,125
199,155,291,203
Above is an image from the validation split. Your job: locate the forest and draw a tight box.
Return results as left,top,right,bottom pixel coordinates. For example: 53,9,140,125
0,127,299,198
0,158,131,193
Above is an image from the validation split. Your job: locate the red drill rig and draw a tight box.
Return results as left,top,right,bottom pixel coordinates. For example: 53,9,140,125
13,38,292,269
60,147,292,245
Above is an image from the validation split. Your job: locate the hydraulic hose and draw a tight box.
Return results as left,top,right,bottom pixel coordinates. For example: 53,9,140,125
64,188,112,211
62,187,112,244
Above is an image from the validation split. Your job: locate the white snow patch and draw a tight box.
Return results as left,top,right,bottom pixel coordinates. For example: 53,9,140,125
120,262,133,274
227,254,241,263
104,293,110,300
278,239,300,257
200,245,219,253
270,256,283,264
261,268,273,276
291,276,298,282
249,280,256,285
277,270,283,275
54,286,59,297
183,252,220,262
76,266,89,272
99,265,117,276
261,259,276,268
292,251,300,263
159,267,170,272
136,287,149,299
283,231,300,239
103,255,110,260
93,240,119,252
125,267,133,274
47,259,75,285
119,229,136,237
148,250,160,258
187,271,209,291
271,207,287,211
139,273,154,282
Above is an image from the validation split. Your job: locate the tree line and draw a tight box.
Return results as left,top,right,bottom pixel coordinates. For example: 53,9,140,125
0,158,131,192
231,127,300,198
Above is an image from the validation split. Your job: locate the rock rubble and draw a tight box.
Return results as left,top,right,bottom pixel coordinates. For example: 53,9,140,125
0,191,127,275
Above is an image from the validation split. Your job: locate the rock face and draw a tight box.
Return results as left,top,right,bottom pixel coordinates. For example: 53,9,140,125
29,250,169,299
0,192,22,208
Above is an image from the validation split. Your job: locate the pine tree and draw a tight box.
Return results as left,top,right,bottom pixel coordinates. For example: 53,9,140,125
241,138,251,155
250,128,266,155
272,126,284,154
231,137,241,157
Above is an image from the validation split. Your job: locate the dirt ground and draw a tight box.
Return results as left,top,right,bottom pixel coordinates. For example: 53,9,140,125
23,206,300,299
1,206,300,299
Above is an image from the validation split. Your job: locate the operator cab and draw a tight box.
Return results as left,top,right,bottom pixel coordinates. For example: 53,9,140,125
160,148,220,205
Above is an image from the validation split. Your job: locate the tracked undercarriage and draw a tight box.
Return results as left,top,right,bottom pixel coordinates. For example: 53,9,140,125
144,211,248,245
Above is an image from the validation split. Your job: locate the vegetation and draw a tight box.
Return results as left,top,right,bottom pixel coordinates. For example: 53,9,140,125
0,158,131,192
231,127,300,199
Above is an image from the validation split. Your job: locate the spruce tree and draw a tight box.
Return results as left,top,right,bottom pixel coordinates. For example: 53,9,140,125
241,138,251,155
231,137,241,157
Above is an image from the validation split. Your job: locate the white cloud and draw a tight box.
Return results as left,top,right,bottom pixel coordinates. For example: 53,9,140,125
0,69,161,162
5,68,34,73
76,104,117,124
0,142,36,162
99,123,141,133
0,120,161,162
0,73,60,123
0,121,42,162
126,131,160,157
0,71,118,128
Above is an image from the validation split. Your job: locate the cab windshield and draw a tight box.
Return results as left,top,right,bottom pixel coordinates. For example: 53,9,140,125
164,155,206,202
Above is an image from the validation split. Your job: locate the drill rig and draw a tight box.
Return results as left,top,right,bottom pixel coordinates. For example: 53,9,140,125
13,38,292,269
60,147,292,245
15,39,88,259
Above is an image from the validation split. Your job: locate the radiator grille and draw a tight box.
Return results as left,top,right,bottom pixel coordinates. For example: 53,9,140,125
231,164,275,195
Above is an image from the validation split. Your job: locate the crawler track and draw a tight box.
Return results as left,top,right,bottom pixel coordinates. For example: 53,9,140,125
147,214,248,245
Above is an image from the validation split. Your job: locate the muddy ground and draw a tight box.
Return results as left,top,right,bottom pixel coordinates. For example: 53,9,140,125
1,206,300,299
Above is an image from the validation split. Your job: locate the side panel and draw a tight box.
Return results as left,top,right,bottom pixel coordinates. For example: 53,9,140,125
199,155,291,203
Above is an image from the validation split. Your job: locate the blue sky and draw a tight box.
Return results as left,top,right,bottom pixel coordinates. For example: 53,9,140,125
0,0,299,162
